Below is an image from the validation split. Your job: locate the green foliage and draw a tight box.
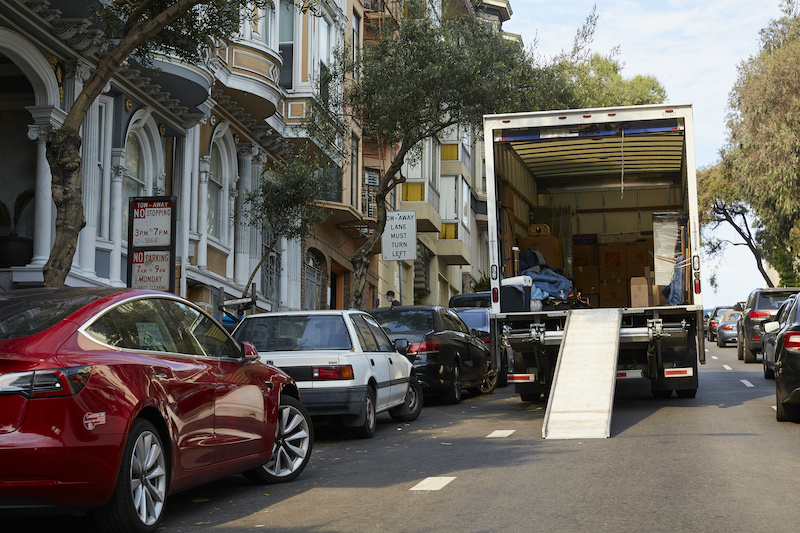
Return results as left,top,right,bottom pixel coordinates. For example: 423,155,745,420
725,7,800,282
473,274,490,292
240,146,339,245
552,7,666,107
0,188,35,236
92,1,318,66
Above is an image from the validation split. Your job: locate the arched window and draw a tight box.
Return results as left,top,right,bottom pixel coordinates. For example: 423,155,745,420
208,143,224,239
122,131,145,237
304,250,323,310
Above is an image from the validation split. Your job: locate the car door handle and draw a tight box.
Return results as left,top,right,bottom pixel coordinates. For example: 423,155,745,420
389,357,393,364
370,358,375,366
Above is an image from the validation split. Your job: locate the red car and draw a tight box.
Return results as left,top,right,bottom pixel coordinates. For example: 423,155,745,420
0,288,312,532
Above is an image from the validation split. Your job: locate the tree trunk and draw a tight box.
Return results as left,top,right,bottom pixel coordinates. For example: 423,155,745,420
43,129,86,286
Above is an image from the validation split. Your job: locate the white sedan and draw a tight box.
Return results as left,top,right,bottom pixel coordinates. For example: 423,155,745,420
233,310,422,438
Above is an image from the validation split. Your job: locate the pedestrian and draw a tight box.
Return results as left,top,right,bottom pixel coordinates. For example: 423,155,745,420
386,290,400,307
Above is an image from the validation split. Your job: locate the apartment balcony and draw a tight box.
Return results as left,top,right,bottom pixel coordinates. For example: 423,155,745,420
318,187,375,239
211,41,283,122
436,221,470,266
399,180,442,233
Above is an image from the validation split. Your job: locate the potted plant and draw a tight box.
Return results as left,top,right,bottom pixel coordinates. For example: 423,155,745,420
0,188,35,267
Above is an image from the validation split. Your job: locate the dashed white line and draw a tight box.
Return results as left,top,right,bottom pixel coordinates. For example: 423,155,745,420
411,477,456,491
741,379,755,388
722,365,732,370
486,430,515,438
711,355,719,360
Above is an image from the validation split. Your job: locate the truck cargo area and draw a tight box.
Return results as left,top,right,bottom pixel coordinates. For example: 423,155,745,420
483,104,705,438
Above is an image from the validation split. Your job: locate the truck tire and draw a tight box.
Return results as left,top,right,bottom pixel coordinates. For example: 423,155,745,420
652,389,673,399
676,389,696,398
743,342,757,363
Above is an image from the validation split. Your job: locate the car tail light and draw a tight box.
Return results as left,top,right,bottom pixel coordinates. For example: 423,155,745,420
0,366,92,398
407,340,443,356
749,311,771,319
784,332,800,349
710,320,718,328
722,325,733,331
751,335,762,341
312,365,354,380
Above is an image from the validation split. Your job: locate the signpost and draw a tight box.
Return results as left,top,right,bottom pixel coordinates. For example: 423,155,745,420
382,211,417,261
127,196,177,293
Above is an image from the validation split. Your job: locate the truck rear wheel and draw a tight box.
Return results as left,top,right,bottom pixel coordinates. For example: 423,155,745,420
676,389,696,398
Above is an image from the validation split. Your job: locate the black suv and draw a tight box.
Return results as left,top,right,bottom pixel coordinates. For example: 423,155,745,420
738,288,800,363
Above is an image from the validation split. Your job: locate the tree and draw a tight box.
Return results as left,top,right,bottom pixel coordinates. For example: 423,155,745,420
723,1,800,284
42,0,317,286
238,145,339,300
697,158,774,288
553,6,667,107
328,0,575,309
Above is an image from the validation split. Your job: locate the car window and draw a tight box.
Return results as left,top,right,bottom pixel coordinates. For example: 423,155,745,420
442,309,469,334
235,315,352,351
370,309,433,332
456,310,489,331
713,308,730,318
777,299,795,326
362,314,395,352
86,298,180,354
721,311,740,323
163,299,239,358
759,292,797,310
351,314,380,352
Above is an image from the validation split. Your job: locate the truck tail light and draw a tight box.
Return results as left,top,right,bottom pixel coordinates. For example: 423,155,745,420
312,365,354,380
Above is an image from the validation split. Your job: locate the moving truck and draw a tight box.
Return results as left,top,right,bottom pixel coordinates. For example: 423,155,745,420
482,104,704,438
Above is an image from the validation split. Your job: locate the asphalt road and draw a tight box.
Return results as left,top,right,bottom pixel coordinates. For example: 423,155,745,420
10,340,800,533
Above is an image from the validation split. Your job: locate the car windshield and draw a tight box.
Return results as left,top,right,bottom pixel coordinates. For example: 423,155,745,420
234,315,352,351
369,309,433,333
721,311,740,322
713,308,731,318
0,288,121,339
456,310,489,331
760,292,797,310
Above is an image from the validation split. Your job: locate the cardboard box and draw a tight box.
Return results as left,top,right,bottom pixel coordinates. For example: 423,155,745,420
650,284,668,306
518,235,563,268
598,243,628,280
573,265,600,294
598,278,628,307
630,277,649,307
627,239,654,278
573,244,597,267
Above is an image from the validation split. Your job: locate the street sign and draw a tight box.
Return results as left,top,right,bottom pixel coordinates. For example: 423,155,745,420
127,196,176,293
382,211,417,261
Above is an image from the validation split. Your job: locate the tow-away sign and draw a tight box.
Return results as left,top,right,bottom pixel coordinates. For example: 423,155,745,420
382,211,417,261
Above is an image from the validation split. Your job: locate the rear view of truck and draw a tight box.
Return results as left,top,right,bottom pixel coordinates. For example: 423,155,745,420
483,104,705,438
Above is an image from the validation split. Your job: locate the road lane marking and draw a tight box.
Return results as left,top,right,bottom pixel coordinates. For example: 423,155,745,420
711,356,718,360
486,430,515,438
741,379,754,387
722,365,732,370
411,477,456,491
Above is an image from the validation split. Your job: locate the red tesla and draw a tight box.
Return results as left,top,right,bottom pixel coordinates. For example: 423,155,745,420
0,288,312,532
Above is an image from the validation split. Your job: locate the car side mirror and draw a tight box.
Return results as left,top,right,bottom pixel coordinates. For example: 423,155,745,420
393,338,409,354
763,321,780,334
241,341,259,361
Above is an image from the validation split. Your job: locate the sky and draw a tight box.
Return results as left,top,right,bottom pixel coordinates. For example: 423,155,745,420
502,0,785,309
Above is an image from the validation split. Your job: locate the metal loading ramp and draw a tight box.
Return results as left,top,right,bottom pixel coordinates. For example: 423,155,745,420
542,308,622,439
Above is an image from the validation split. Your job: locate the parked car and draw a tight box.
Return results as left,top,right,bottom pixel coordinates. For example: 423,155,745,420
0,288,312,532
761,294,798,380
715,310,741,347
759,296,800,421
454,306,509,387
449,291,491,308
706,305,733,342
367,305,497,404
232,310,422,439
738,288,800,363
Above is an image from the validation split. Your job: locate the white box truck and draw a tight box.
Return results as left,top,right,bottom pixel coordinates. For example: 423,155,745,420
482,103,704,438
